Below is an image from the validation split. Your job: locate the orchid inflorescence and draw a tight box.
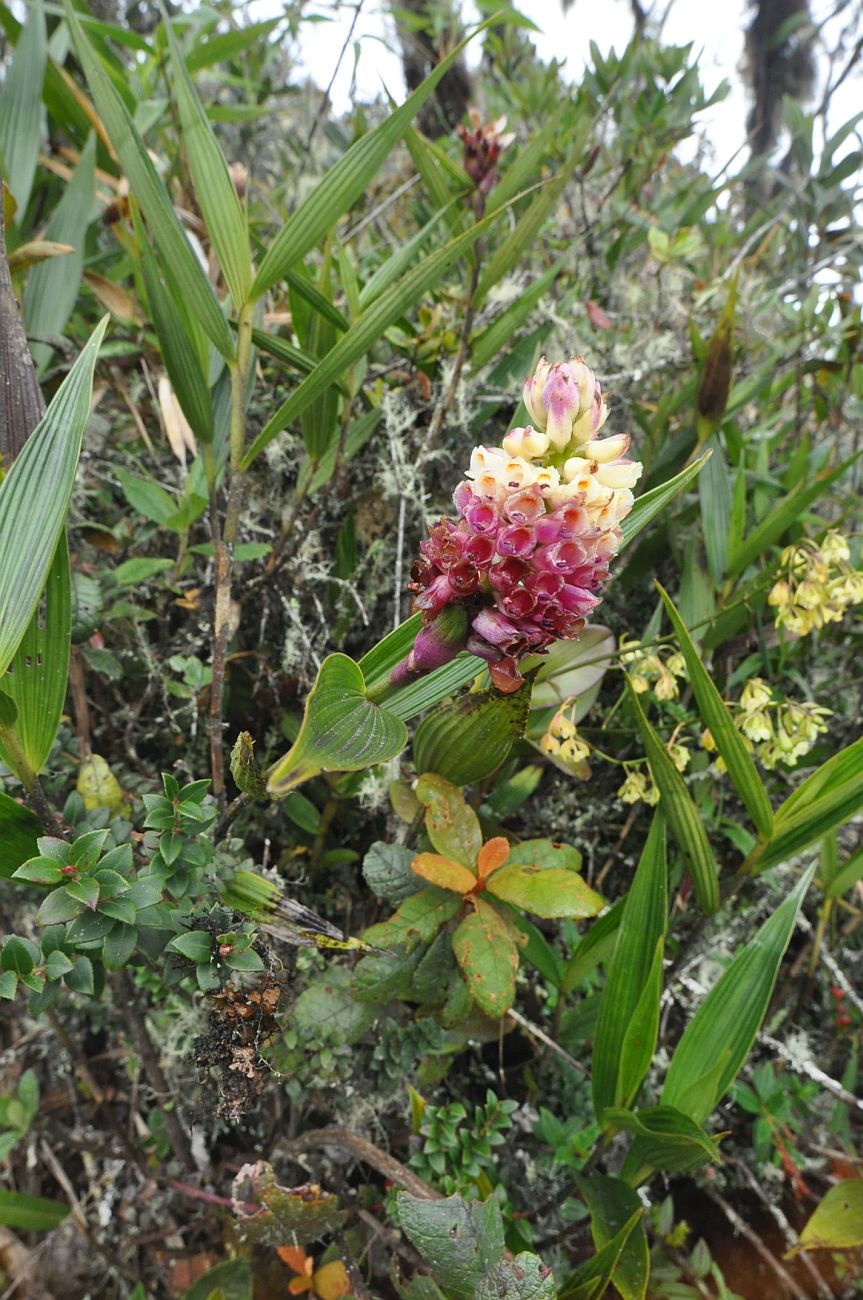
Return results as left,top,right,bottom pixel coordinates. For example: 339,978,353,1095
768,530,863,637
391,357,642,694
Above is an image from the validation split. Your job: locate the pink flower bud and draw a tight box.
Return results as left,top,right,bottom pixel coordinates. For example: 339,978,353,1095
523,357,608,452
389,605,469,688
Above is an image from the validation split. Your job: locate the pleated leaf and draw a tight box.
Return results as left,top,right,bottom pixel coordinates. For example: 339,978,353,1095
266,654,407,796
162,11,252,307
658,585,773,839
251,17,495,299
626,680,720,914
63,1,233,359
413,678,531,785
662,865,814,1125
0,317,107,677
0,0,46,218
0,535,70,777
592,813,667,1118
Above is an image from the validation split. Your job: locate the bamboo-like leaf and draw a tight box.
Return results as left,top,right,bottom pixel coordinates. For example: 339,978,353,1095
297,406,381,497
251,17,495,299
486,102,570,211
662,865,814,1125
266,654,407,796
560,901,625,995
358,205,451,311
557,1211,643,1300
592,814,667,1117
471,256,563,370
0,0,46,218
475,169,571,304
578,1176,648,1300
242,197,512,468
826,846,863,899
619,453,710,551
0,789,40,880
698,435,732,586
727,454,859,578
626,681,720,914
62,1,233,360
609,1106,723,1182
300,247,339,460
658,585,773,839
0,536,70,778
0,317,107,677
23,134,96,373
162,10,252,306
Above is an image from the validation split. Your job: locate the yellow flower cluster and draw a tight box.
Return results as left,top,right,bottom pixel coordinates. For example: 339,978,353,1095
617,735,690,805
540,702,590,766
702,676,831,771
620,637,687,700
768,531,863,637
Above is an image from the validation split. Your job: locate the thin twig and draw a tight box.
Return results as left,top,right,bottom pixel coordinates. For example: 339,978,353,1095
732,1157,833,1300
282,1126,442,1200
507,1007,590,1077
702,1185,809,1300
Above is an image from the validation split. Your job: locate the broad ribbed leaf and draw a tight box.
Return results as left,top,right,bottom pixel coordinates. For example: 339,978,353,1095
251,17,494,299
608,1106,723,1182
658,585,773,839
266,654,407,796
592,813,667,1117
619,454,710,551
475,168,572,303
0,317,107,676
626,680,720,914
0,535,71,777
242,197,515,468
557,1211,642,1300
453,899,520,1018
662,865,814,1124
748,736,863,872
24,133,96,371
413,679,531,785
63,0,233,359
0,790,40,879
579,1176,648,1300
163,12,252,306
698,435,732,585
0,0,46,217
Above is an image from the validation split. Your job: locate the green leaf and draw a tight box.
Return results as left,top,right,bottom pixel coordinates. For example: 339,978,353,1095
298,250,339,461
662,865,814,1125
62,1,233,360
0,317,107,677
0,535,72,778
363,888,460,952
790,1180,863,1254
452,898,520,1018
748,736,863,872
65,875,100,910
578,1176,648,1300
698,435,732,586
626,680,720,914
487,865,603,920
242,197,514,468
358,204,452,311
525,626,615,713
0,1191,69,1231
606,1106,723,1182
475,168,572,303
619,454,710,552
504,839,583,871
296,405,381,498
12,857,63,885
727,454,859,578
1,935,39,974
362,841,422,905
102,921,137,969
560,901,625,995
266,654,407,796
413,679,532,785
557,1210,643,1300
416,773,482,869
826,846,863,899
181,1258,252,1300
0,791,40,880
658,586,773,839
223,946,265,972
24,133,96,371
471,256,563,371
251,17,495,299
396,1193,505,1300
36,887,84,925
163,11,251,306
592,813,667,1117
0,0,46,217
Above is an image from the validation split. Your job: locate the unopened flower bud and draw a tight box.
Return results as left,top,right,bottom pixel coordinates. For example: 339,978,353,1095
502,426,550,460
523,356,608,452
389,605,469,689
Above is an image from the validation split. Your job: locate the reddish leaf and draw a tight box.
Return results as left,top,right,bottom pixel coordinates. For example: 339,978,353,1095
477,837,509,879
411,852,476,894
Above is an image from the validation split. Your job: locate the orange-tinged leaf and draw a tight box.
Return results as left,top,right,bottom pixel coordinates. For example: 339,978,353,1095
277,1245,310,1274
452,897,519,1018
411,852,476,894
314,1260,352,1298
477,836,509,879
289,1277,314,1296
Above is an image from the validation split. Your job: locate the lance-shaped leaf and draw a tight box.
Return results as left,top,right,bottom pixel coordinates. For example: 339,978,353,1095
0,317,107,677
578,1176,649,1300
619,453,710,552
626,679,720,914
0,536,71,779
453,898,520,1018
557,1211,643,1300
658,585,773,839
592,814,667,1118
606,1106,723,1183
662,865,814,1125
0,1191,69,1232
251,15,496,299
486,865,603,920
747,736,863,872
266,654,407,796
162,9,252,307
242,195,520,468
0,0,46,218
0,790,40,880
62,1,233,359
413,677,532,785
